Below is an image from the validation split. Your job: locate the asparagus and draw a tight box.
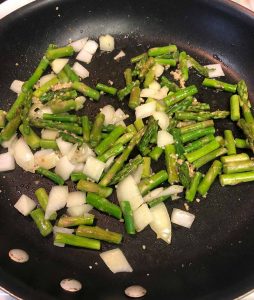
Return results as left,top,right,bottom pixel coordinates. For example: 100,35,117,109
46,45,74,60
128,86,141,109
141,157,151,178
40,139,59,150
19,124,41,150
185,139,220,163
99,128,144,186
166,96,193,115
175,110,229,121
224,130,236,155
221,153,249,164
178,161,191,188
186,103,210,112
179,120,214,134
138,170,168,196
144,69,155,88
237,79,249,105
117,80,139,101
148,195,171,208
165,144,179,184
102,124,116,133
0,110,6,128
35,187,57,220
77,180,113,198
117,132,135,145
58,215,94,227
219,171,254,186
97,143,125,163
237,118,254,152
130,52,147,63
111,155,143,185
134,118,145,131
57,69,69,83
179,51,188,81
22,57,49,92
56,90,78,101
30,208,53,237
148,45,177,57
197,160,222,196
90,113,105,148
96,83,117,95
202,78,237,93
187,56,209,77
126,124,136,133
86,192,122,219
223,160,254,174
139,57,155,78
160,76,180,92
180,127,215,143
36,167,65,185
43,113,78,123
230,95,240,121
154,58,176,66
76,225,122,244
6,92,26,121
235,138,249,149
54,232,101,250
95,125,125,155
120,201,136,235
49,99,76,113
59,131,83,145
185,172,202,202
0,114,21,142
184,134,215,153
193,147,227,169
149,146,163,161
242,103,254,124
170,128,185,157
70,172,87,182
81,116,90,143
63,64,79,82
124,68,132,85
72,81,100,101
33,77,59,98
138,117,158,155
164,85,198,107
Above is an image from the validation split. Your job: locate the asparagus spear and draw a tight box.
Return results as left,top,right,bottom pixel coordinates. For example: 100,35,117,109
223,160,254,174
76,225,122,244
185,172,202,202
180,127,215,143
59,131,83,145
116,132,134,145
138,170,168,196
149,146,163,161
86,192,122,219
224,130,236,155
219,171,254,186
242,103,254,124
58,215,94,227
40,139,59,150
179,51,188,81
160,76,180,92
96,83,117,95
19,124,41,150
6,92,26,121
237,80,249,105
166,96,193,115
46,45,74,60
72,81,100,101
70,172,87,182
187,56,209,77
170,128,185,157
0,110,6,128
90,113,105,148
165,144,179,184
193,147,227,169
138,117,158,155
237,118,254,152
77,180,113,198
234,138,249,149
33,77,59,98
57,69,69,83
97,143,125,163
177,161,191,188
141,157,151,178
0,114,21,143
30,208,53,237
102,124,116,133
54,232,101,250
139,57,155,78
43,113,78,123
126,124,137,133
81,116,91,143
120,201,135,235
130,52,147,63
221,153,249,164
134,118,145,131
49,99,76,113
163,85,198,107
186,103,210,112
154,58,176,66
36,167,65,185
63,64,79,82
202,78,237,93
117,80,139,101
148,45,177,56
175,110,229,121
124,68,132,85
128,86,141,109
35,187,57,220
147,195,171,208
99,128,144,186
230,95,240,121
197,160,222,196
184,134,215,153
179,120,214,134
111,155,143,185
144,69,155,88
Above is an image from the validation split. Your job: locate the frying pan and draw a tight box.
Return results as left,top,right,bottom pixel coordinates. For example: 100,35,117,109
1,0,254,299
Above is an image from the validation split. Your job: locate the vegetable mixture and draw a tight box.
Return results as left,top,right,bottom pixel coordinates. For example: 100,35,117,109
0,35,253,273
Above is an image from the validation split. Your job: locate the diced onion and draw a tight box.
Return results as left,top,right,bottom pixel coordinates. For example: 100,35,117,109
100,248,133,274
41,129,59,140
83,156,106,182
10,80,24,94
1,133,17,149
100,105,115,125
159,185,184,197
83,204,93,213
133,203,153,232
34,149,59,170
56,138,73,156
171,208,195,229
82,40,98,55
72,62,89,79
115,120,126,127
153,86,169,100
76,49,93,64
143,187,164,202
66,191,86,207
157,130,174,148
140,88,157,98
205,64,225,78
55,156,75,180
99,35,115,52
135,102,156,119
0,152,15,172
116,175,144,211
150,203,172,244
14,194,36,216
152,64,164,78
149,81,161,91
70,37,88,52
114,50,125,61
67,204,87,217
13,138,34,172
51,58,69,74
53,226,74,235
72,163,84,172
69,144,95,164
38,74,56,87
152,111,169,130
75,96,86,110
45,186,68,219
112,108,128,124
131,164,143,184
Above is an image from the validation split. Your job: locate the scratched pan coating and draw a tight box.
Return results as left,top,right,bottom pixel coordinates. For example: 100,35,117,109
0,0,254,299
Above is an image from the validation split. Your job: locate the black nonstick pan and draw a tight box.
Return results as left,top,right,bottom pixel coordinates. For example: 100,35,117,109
1,0,254,299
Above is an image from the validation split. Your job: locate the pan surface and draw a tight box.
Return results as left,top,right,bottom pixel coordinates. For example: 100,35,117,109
1,0,254,299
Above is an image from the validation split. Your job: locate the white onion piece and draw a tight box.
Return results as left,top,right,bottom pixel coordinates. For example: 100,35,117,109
153,64,164,78
41,129,58,140
104,156,115,171
135,102,156,119
75,96,86,110
100,248,133,273
40,106,53,115
72,163,84,172
53,226,74,235
150,203,172,244
54,242,65,247
114,50,125,60
13,138,34,172
14,194,36,216
159,185,184,197
2,133,17,149
69,144,94,164
157,130,174,148
45,186,68,219
171,208,195,228
10,80,24,94
131,164,143,184
66,191,86,207
116,175,143,211
34,149,59,170
112,108,128,124
153,86,169,100
140,88,156,98
115,120,126,127
143,187,164,203
149,81,161,91
152,111,169,130
99,35,115,52
0,152,15,172
39,74,56,87
100,105,115,125
66,144,78,161
83,156,105,182
55,156,75,180
70,37,88,52
51,58,69,74
72,62,89,79
56,137,73,156
76,49,93,64
133,203,153,232
205,64,225,78
82,40,98,54
83,204,93,214
67,204,87,217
